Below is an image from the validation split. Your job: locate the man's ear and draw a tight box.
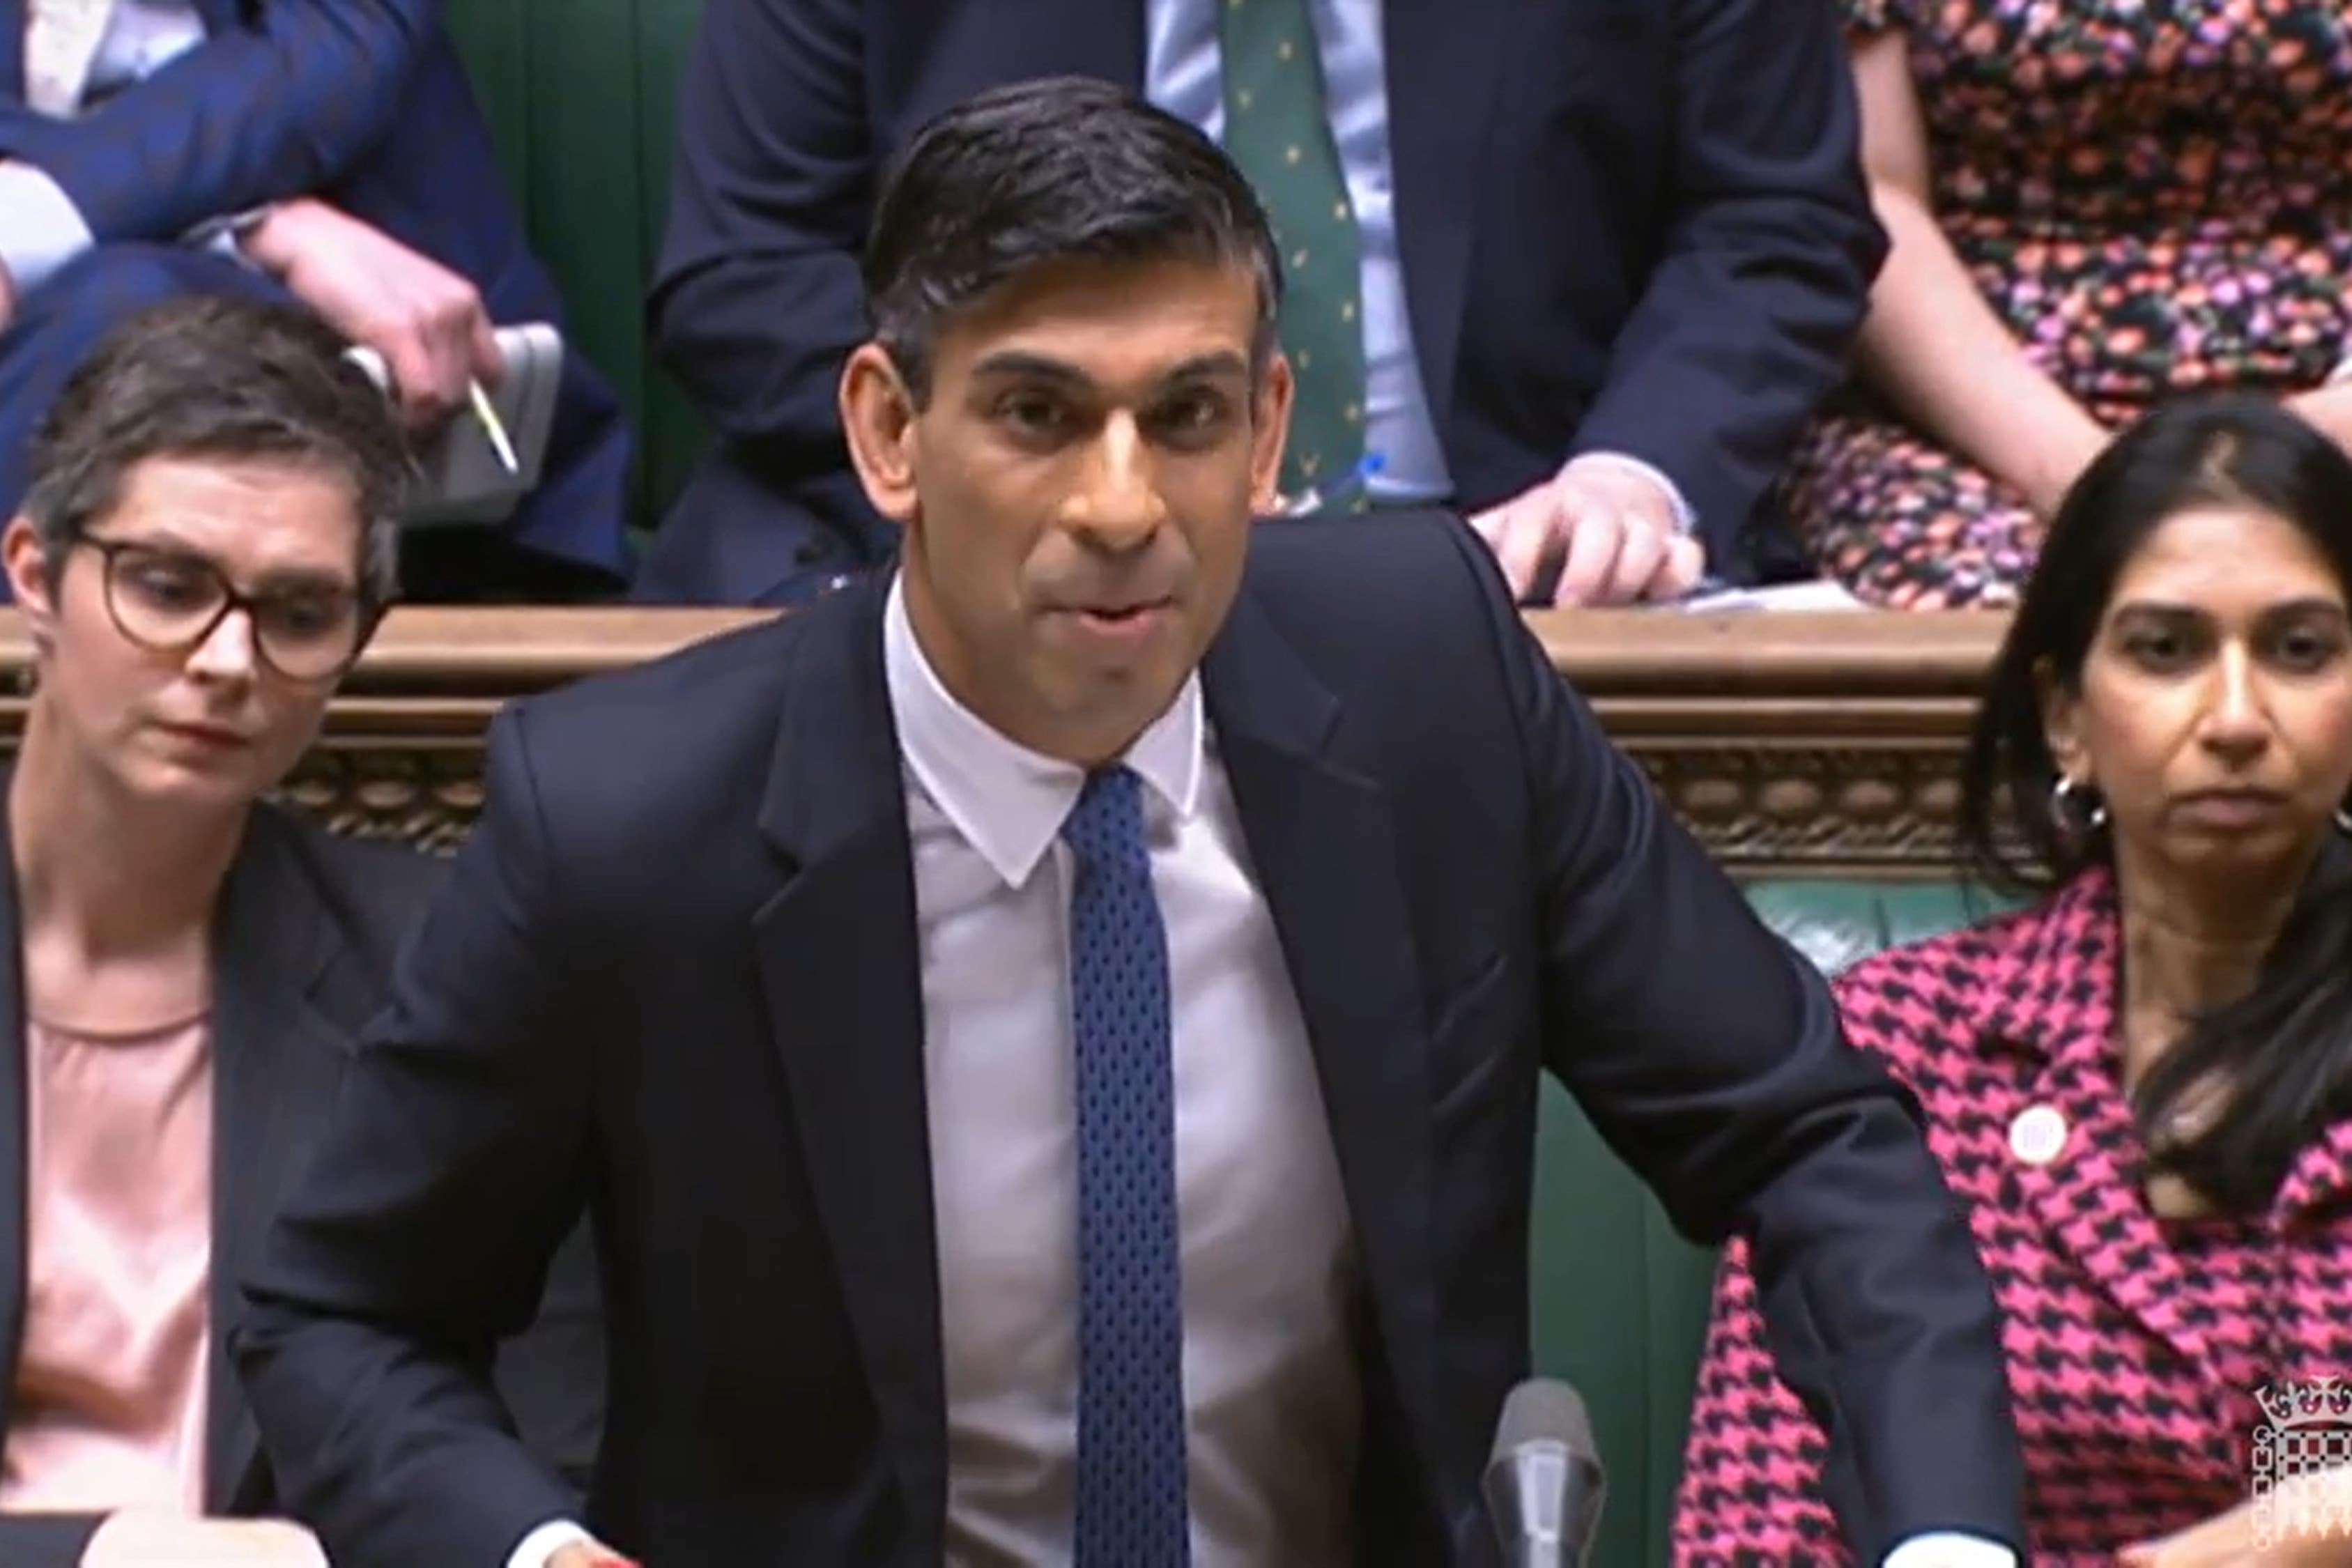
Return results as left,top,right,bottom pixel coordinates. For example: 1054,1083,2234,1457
840,344,922,528
1248,351,1295,518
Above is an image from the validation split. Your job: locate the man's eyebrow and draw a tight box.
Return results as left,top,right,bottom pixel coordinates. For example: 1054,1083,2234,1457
1158,351,1251,383
969,351,1096,387
964,350,1252,388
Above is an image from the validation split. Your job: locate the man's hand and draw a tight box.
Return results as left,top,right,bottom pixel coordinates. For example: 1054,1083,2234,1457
2118,1466,2352,1567
547,1545,638,1568
2285,381,2352,456
81,1512,327,1566
1467,458,1705,606
239,197,501,430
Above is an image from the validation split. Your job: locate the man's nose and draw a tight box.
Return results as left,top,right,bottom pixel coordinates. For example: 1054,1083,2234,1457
1063,413,1167,551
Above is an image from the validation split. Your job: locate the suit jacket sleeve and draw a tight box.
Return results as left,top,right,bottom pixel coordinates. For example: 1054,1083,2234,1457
0,0,439,246
1564,0,1885,564
646,0,873,470
0,1513,104,1566
1452,522,2023,1558
489,1218,606,1496
233,709,596,1568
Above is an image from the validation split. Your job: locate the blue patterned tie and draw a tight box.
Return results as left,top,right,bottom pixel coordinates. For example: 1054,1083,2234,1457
1061,767,1189,1567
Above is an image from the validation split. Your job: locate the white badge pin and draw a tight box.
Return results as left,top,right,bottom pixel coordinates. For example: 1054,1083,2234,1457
2009,1104,2068,1166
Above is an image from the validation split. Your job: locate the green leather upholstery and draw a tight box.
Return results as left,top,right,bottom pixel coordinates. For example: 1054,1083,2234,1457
443,0,712,532
1533,880,2001,1567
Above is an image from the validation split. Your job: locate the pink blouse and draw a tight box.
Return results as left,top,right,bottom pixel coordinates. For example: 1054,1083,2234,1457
0,1015,213,1514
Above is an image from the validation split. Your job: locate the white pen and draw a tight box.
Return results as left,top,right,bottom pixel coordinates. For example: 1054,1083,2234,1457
468,380,521,475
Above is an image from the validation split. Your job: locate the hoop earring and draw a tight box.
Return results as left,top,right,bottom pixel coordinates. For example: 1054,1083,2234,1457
2051,774,2108,834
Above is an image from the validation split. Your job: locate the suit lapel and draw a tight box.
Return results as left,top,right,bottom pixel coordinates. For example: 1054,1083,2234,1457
752,581,946,1556
1200,592,1445,1484
1,0,22,112
1973,875,2232,1385
203,813,348,1512
0,787,28,1440
1381,0,1512,426
2005,1096,2230,1381
1043,0,1142,86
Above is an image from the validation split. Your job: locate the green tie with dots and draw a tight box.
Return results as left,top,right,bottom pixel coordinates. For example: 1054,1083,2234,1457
1217,0,1367,506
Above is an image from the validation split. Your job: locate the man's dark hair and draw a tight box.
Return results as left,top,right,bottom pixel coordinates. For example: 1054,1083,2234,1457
21,294,410,606
861,75,1284,403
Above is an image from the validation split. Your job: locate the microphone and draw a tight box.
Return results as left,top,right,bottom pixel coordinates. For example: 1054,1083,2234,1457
1482,1378,1606,1568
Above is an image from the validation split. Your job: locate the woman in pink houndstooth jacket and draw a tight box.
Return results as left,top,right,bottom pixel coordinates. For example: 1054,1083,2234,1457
1675,394,2352,1568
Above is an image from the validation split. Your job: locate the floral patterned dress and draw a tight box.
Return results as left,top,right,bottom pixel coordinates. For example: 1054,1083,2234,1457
1791,0,2352,608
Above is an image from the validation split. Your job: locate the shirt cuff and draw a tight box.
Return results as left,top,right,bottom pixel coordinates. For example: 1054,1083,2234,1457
1562,450,1698,536
0,161,95,300
505,1519,599,1568
183,203,276,268
1881,1531,2019,1568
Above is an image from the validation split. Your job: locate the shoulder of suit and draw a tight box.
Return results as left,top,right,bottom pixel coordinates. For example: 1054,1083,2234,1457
256,803,445,944
240,804,449,987
1243,506,1482,580
500,606,805,746
1238,507,1504,645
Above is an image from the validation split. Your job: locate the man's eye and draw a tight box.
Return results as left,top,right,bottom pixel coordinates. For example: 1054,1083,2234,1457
999,396,1069,437
1160,394,1227,433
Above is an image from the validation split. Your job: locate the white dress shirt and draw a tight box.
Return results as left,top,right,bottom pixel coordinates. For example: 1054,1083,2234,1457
1,0,206,297
512,578,1363,1568
1144,0,1447,507
887,576,1361,1565
1142,0,1695,532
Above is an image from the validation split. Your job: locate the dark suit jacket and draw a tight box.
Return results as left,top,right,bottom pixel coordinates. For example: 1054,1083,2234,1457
238,510,2024,1567
0,799,602,1566
0,0,635,588
636,0,1885,605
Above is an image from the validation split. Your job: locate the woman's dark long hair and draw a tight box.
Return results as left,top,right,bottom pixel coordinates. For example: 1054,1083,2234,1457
1957,394,2352,1213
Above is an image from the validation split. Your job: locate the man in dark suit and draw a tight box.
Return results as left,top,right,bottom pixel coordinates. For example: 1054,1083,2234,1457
0,0,636,601
238,80,2017,1568
637,0,1883,608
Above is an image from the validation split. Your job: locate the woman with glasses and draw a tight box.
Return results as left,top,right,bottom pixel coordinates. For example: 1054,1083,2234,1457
0,295,600,1566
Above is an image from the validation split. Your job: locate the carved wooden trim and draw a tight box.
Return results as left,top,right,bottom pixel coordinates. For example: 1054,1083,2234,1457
1530,610,2006,879
0,607,2012,879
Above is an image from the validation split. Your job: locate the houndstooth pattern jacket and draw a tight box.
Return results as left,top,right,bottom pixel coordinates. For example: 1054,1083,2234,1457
1671,866,2352,1565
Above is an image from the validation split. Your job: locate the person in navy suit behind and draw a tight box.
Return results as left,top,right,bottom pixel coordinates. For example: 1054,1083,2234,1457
0,0,635,602
636,0,1884,609
236,79,2019,1568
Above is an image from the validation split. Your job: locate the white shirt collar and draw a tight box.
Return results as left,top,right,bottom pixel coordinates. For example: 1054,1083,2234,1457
882,571,1204,890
